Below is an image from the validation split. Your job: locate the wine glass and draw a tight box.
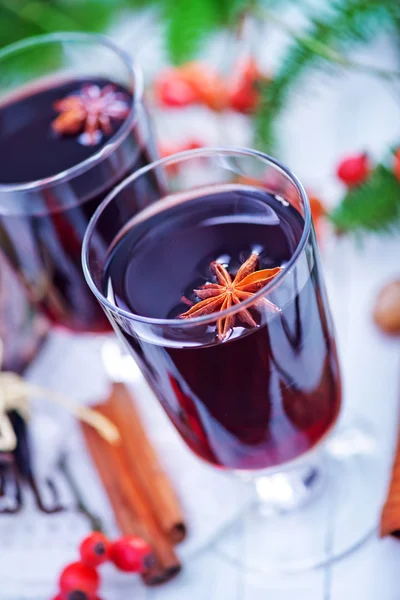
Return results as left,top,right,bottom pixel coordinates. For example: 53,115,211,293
82,147,377,573
0,32,158,335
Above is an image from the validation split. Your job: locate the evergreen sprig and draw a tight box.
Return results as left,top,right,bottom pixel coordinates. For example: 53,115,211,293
162,0,222,66
0,0,114,47
329,164,400,232
161,0,251,65
255,0,400,151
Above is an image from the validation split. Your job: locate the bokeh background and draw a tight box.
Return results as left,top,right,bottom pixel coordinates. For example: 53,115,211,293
1,0,399,216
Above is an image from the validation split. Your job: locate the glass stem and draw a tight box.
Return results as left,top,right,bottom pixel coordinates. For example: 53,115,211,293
253,457,324,515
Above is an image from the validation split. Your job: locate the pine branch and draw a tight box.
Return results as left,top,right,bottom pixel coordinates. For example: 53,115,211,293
0,1,45,45
0,0,121,50
329,164,400,232
51,0,115,33
162,0,221,65
161,0,255,65
0,0,120,78
217,0,253,26
255,0,400,152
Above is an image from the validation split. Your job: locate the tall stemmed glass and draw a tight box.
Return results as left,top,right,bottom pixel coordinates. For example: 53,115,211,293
0,32,158,336
83,147,376,573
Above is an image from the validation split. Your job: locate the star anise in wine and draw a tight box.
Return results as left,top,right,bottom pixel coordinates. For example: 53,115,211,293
179,253,281,341
52,84,130,146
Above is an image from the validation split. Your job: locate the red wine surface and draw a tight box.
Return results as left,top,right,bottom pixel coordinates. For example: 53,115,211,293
0,78,156,332
104,186,341,470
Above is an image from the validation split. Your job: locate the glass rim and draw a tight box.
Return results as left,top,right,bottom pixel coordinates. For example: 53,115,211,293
82,146,312,328
0,31,143,193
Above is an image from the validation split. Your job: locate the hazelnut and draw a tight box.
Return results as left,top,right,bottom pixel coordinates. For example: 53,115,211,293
373,280,400,334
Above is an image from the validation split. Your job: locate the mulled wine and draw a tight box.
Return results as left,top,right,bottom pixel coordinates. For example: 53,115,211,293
103,185,341,470
0,77,157,332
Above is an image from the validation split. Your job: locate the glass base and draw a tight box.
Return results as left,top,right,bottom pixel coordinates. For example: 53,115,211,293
213,449,379,575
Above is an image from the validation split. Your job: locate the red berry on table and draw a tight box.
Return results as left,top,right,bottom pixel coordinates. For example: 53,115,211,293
59,562,99,599
336,152,370,187
79,532,111,568
393,148,400,181
67,593,94,600
110,535,154,573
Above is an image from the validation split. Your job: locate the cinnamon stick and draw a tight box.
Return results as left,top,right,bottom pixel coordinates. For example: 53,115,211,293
99,383,186,544
82,416,181,585
381,422,400,538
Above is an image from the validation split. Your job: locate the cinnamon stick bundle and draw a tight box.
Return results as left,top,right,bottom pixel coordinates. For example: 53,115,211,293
99,383,186,544
81,383,184,585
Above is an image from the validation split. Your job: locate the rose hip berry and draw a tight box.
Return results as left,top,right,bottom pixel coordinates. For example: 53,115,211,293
67,593,92,600
52,594,103,600
155,71,198,108
228,57,263,113
393,148,400,181
59,562,99,599
110,536,154,573
307,193,326,242
79,532,111,568
336,152,370,187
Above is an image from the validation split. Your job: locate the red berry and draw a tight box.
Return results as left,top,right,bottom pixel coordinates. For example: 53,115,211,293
228,57,263,113
154,71,198,107
393,148,400,181
67,593,93,600
308,193,326,222
110,536,154,573
79,532,111,568
59,562,99,599
51,593,100,600
185,139,204,151
308,193,327,243
159,138,204,177
336,152,370,187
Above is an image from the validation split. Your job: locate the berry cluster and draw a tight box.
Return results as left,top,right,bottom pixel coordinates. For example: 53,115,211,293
52,533,153,600
154,58,266,113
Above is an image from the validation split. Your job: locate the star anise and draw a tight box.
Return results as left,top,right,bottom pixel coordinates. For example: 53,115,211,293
52,84,130,146
179,253,282,341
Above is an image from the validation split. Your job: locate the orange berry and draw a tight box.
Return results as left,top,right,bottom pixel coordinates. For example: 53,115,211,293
308,194,326,223
178,62,228,111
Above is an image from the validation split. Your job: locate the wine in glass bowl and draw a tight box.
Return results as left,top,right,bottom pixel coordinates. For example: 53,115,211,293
0,34,159,333
103,185,341,470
